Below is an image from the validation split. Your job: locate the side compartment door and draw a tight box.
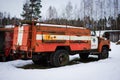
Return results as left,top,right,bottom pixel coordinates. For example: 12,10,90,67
17,26,24,46
91,36,98,49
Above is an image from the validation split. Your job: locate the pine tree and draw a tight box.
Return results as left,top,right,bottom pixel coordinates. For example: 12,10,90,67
21,0,42,21
21,0,31,20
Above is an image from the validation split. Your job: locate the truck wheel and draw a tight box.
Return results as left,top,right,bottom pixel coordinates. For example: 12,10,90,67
79,53,89,60
32,54,48,65
32,54,42,65
98,47,109,59
50,50,69,67
6,55,14,61
32,55,39,64
0,55,6,62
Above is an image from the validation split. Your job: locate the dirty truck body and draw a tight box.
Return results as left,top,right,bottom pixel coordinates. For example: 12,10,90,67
12,23,111,67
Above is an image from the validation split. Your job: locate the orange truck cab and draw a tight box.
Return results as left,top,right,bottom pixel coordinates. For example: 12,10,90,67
12,22,111,67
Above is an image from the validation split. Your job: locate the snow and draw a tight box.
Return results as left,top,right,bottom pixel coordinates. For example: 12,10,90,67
0,42,120,80
5,25,14,28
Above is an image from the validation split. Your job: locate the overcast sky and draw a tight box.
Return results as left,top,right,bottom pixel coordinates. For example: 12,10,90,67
0,0,119,19
0,0,24,18
0,0,80,19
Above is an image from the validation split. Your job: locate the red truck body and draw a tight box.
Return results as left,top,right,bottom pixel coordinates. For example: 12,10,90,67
0,28,13,61
12,23,111,67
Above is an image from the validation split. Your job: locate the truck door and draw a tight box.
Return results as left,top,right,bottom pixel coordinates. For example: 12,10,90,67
91,36,98,49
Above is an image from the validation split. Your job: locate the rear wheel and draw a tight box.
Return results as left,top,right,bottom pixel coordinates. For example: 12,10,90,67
6,55,14,61
32,54,41,64
0,55,6,62
50,50,69,67
32,54,49,65
98,47,109,59
2,56,6,62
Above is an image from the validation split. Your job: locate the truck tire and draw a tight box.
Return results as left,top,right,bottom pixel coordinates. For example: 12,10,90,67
6,55,14,61
98,47,109,59
32,54,48,65
0,56,6,62
32,54,42,65
79,53,89,60
50,50,69,67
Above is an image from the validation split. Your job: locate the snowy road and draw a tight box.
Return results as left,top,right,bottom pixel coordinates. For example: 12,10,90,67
0,42,120,80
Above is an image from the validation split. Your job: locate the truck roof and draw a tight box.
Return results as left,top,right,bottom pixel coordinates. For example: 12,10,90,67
0,28,13,32
35,23,90,36
36,23,87,29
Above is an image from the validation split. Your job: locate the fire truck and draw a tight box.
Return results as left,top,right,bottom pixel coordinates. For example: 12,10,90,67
12,22,111,67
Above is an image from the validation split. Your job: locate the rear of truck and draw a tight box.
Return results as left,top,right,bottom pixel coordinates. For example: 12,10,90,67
13,25,32,58
0,28,13,61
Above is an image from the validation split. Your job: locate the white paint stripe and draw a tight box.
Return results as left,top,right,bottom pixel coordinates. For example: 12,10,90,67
17,26,24,45
70,36,91,40
36,34,92,41
36,34,42,40
36,34,99,49
56,35,69,40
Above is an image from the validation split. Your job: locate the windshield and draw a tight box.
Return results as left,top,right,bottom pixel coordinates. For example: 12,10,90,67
91,31,96,36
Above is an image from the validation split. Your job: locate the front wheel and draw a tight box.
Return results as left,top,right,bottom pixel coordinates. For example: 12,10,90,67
50,50,69,67
98,47,109,59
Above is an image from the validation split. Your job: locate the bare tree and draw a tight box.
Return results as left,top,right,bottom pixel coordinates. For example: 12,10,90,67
83,0,87,28
106,0,112,29
47,6,58,20
65,1,73,20
73,5,80,20
83,0,93,29
0,12,3,26
99,0,104,30
114,0,118,30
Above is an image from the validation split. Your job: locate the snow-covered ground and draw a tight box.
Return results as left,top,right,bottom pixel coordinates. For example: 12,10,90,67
0,42,120,80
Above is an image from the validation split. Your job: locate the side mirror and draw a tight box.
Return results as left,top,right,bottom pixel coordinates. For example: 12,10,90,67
103,32,110,39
